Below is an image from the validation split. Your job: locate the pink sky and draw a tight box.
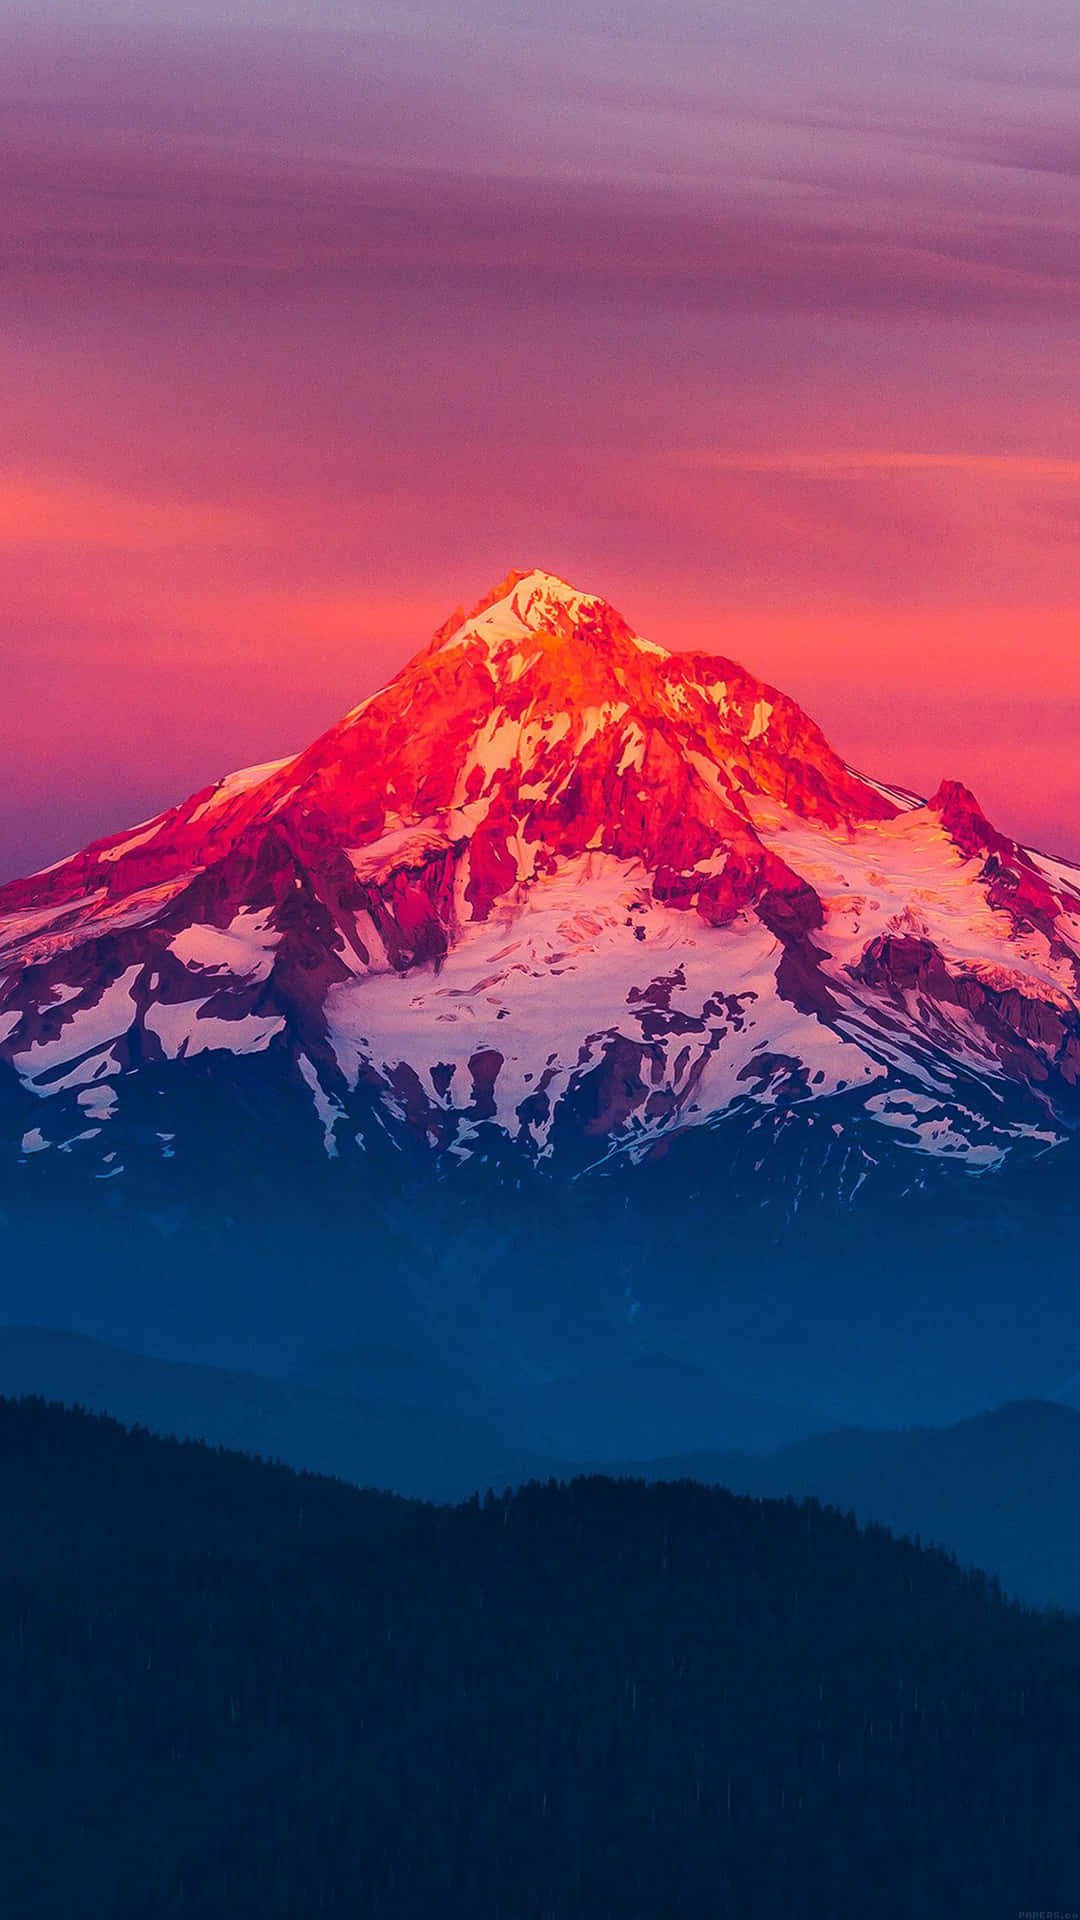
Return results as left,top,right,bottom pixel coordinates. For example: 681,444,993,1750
2,2,1079,877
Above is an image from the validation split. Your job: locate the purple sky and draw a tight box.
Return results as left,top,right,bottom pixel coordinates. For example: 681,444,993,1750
3,0,1080,877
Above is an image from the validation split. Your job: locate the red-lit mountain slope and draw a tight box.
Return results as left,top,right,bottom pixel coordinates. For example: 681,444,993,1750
2,568,1079,1179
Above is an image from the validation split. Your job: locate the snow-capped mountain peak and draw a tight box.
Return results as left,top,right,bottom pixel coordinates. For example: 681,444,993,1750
2,570,1079,1188
430,567,625,655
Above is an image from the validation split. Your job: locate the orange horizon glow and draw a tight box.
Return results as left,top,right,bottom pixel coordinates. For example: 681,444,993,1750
3,4,1079,879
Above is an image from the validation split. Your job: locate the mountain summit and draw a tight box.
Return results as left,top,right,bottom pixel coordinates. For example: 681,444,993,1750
0,567,894,948
2,568,1080,1186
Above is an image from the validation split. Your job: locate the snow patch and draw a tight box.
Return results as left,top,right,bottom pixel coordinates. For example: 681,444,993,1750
22,1048,122,1097
1029,847,1080,908
748,798,1080,1006
48,984,83,1007
77,1083,118,1121
13,967,142,1083
437,571,599,659
98,818,167,862
298,1053,345,1157
186,757,292,826
616,723,646,776
144,999,286,1059
169,908,281,982
577,701,629,750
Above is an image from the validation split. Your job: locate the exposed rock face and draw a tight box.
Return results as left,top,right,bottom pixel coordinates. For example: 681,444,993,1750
2,567,1080,1189
929,780,1065,934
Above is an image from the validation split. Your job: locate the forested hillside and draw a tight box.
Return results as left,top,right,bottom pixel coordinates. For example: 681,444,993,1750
1,1397,1077,1918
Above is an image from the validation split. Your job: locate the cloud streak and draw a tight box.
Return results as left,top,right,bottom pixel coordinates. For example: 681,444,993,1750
2,134,1078,320
0,475,266,549
670,452,1080,479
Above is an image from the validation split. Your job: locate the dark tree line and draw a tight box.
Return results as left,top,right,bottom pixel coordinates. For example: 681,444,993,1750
0,1395,1078,1918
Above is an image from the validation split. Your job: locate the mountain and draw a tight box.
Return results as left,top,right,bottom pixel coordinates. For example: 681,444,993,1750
3,1397,1080,1919
6,1326,1080,1610
2,568,1080,1431
0,1325,547,1501
4,564,1079,1180
619,1398,1080,1613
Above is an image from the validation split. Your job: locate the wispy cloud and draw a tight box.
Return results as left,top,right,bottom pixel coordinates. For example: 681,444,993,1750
2,133,1077,317
668,452,1080,479
0,474,266,549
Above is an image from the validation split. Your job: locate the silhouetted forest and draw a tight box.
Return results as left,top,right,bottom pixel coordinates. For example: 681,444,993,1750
1,1397,1078,1918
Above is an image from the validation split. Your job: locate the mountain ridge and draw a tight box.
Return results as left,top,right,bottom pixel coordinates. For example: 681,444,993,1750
3,1396,1080,1918
0,566,895,930
3,566,1079,1189
3,1323,1080,1608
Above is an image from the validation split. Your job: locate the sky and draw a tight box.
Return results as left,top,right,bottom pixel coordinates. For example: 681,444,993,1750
2,0,1079,879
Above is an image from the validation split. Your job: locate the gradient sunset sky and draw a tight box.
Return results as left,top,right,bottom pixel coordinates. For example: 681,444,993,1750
3,0,1079,879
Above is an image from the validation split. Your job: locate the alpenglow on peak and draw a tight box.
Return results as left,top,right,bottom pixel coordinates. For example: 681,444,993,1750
3,566,1080,1193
